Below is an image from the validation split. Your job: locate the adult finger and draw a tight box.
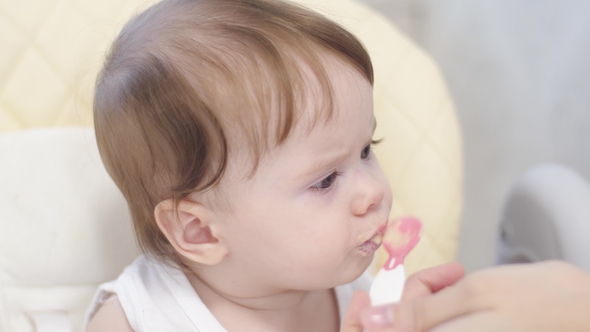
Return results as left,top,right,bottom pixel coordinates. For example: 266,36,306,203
362,279,487,332
402,262,465,301
395,282,491,332
429,312,497,332
341,290,371,332
360,263,465,331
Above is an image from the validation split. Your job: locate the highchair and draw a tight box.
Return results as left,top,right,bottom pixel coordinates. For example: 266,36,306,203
0,0,463,330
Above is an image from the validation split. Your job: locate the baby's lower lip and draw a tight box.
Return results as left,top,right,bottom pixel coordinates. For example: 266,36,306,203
359,240,380,256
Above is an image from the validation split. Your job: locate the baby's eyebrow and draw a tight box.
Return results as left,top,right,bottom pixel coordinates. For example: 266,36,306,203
298,117,377,180
302,151,350,179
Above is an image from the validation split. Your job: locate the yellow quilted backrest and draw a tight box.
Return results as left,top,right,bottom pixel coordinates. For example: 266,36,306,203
0,0,461,273
0,0,157,130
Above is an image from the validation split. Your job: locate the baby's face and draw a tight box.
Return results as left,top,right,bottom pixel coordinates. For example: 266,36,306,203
211,60,392,295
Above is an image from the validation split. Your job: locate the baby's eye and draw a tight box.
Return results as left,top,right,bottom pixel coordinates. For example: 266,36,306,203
361,144,371,159
361,139,382,159
311,171,341,192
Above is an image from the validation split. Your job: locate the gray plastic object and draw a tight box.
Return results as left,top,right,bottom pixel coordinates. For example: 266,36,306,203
496,163,590,272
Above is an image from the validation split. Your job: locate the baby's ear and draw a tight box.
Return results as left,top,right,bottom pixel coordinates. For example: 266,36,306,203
155,199,228,265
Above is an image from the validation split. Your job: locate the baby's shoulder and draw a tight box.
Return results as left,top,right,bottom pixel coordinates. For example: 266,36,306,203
85,296,134,332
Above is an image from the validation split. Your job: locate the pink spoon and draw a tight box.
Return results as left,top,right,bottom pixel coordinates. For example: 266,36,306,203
369,216,423,305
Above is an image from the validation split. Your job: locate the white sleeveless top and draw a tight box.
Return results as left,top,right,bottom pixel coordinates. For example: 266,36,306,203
84,255,372,331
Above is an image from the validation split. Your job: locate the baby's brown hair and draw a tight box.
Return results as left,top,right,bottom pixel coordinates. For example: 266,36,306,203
94,0,373,264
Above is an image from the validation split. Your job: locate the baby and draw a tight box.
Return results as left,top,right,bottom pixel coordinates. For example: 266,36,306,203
84,0,393,331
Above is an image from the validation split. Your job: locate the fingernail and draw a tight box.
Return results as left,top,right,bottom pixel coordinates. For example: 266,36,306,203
361,305,395,329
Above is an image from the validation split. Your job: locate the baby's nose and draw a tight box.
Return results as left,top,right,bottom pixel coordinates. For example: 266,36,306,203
351,170,386,216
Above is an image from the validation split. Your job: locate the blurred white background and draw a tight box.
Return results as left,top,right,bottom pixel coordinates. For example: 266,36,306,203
359,0,590,272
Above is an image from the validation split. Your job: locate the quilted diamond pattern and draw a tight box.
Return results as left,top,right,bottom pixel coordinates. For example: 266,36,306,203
0,0,157,132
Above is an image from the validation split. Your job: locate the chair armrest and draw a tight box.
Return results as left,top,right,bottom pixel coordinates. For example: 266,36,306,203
497,163,590,271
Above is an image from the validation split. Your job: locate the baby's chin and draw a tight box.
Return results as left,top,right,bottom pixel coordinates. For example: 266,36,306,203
297,244,376,289
329,251,374,287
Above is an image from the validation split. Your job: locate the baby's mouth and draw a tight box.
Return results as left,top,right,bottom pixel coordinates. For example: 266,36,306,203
358,224,387,256
359,240,380,256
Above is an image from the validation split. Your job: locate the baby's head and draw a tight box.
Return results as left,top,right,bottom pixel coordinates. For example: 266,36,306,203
95,0,392,292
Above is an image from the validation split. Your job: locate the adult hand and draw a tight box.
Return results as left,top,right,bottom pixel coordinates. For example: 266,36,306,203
341,262,465,332
366,260,590,332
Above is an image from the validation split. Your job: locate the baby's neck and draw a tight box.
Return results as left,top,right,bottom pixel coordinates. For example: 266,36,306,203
185,271,340,332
